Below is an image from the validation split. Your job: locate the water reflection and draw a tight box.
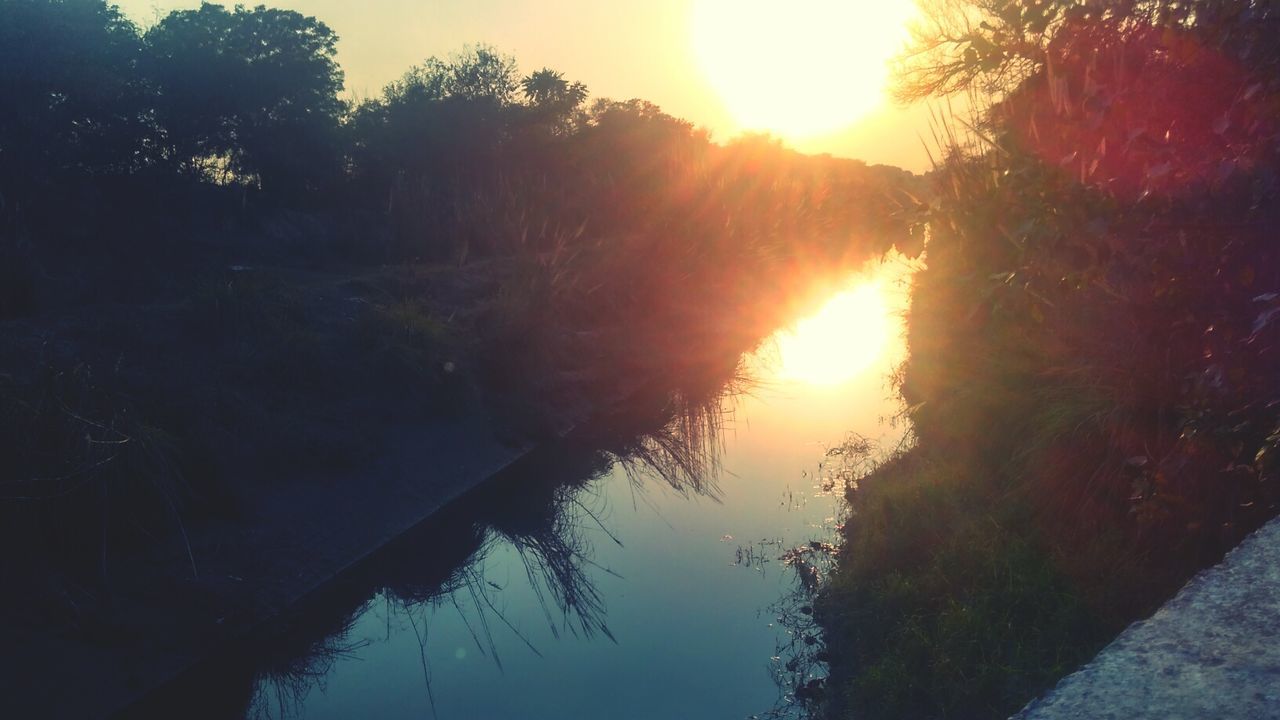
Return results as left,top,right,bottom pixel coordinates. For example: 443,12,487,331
129,373,735,719
128,256,917,720
774,279,892,385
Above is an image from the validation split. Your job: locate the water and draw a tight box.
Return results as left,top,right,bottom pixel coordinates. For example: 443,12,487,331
242,257,917,720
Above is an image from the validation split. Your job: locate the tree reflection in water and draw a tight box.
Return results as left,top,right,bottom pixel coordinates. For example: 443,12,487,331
130,372,741,719
245,448,621,720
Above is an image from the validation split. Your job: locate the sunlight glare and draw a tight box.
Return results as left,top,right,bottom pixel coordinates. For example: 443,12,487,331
775,280,892,385
690,0,915,139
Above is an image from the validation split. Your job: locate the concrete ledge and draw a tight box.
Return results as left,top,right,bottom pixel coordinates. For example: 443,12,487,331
1014,517,1280,720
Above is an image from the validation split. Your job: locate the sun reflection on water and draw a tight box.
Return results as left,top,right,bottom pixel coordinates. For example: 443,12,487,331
764,259,913,386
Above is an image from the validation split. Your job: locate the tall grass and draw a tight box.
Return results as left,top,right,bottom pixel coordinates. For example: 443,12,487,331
817,452,1111,720
0,363,192,579
818,34,1280,714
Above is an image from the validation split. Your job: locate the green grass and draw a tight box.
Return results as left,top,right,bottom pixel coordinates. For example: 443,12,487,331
818,453,1112,720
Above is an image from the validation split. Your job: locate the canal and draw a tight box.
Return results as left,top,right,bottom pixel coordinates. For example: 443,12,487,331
191,254,916,720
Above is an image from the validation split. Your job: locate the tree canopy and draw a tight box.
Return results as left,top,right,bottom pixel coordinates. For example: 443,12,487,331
0,0,148,192
144,3,345,194
894,0,1280,102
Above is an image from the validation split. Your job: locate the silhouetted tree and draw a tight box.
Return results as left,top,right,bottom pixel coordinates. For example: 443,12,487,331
386,44,520,106
895,0,1280,102
144,3,344,198
0,0,148,199
520,68,588,137
577,99,707,204
352,45,523,188
345,45,529,256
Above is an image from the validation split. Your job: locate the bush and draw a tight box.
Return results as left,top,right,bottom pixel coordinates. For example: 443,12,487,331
819,453,1110,720
0,363,187,573
819,3,1280,716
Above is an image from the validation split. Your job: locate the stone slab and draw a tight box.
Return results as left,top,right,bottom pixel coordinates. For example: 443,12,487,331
1015,518,1280,720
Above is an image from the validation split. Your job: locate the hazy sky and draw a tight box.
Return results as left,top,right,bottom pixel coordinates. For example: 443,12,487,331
115,0,937,171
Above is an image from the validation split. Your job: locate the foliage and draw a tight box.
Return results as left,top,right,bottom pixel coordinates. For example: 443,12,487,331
895,0,1280,103
143,3,345,196
822,0,1280,717
0,362,189,574
385,44,521,106
818,454,1109,720
520,67,589,137
0,1,920,633
345,46,523,257
353,297,458,405
0,0,149,196
0,0,916,263
898,2,1280,558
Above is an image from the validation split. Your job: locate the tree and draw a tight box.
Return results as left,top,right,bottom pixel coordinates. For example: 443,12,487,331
0,0,148,195
520,68,588,136
582,98,705,166
351,45,522,199
386,45,520,107
144,3,345,197
894,0,1280,103
346,46,522,257
355,44,519,186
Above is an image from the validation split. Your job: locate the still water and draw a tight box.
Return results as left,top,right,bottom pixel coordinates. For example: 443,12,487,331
246,256,917,720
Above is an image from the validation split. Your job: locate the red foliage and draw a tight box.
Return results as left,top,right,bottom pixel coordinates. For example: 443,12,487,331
1003,18,1279,201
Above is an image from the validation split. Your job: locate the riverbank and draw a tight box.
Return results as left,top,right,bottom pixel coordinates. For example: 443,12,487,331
1,200,917,719
0,252,755,717
2,9,929,712
0,244,859,718
815,448,1118,719
814,10,1280,714
816,189,1280,717
118,264,919,718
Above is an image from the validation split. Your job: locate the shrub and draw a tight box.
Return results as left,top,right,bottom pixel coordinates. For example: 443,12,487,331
0,363,188,574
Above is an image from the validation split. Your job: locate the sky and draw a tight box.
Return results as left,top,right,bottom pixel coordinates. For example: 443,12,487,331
115,0,937,172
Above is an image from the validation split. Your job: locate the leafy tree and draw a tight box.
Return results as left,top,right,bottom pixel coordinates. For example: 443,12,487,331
346,46,522,257
353,44,520,193
580,98,706,179
144,3,345,197
386,45,520,107
520,68,588,137
892,0,1278,102
441,45,520,104
822,3,1280,717
352,46,521,191
0,0,148,196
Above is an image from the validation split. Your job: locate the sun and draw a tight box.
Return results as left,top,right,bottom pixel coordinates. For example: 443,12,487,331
690,0,915,140
774,280,893,385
